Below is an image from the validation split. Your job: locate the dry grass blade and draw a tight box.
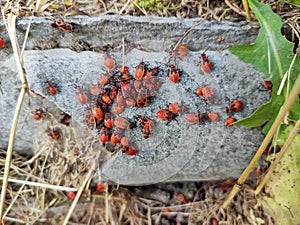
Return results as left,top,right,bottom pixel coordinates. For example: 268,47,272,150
0,177,78,192
62,167,96,225
225,0,253,19
119,0,131,15
0,12,30,220
242,0,251,21
2,177,28,221
222,73,300,209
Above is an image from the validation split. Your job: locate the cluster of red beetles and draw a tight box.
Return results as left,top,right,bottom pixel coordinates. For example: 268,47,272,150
33,23,275,158
73,53,170,156
31,46,246,156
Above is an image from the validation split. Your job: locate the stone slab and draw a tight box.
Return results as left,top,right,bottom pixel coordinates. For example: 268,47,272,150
0,16,267,185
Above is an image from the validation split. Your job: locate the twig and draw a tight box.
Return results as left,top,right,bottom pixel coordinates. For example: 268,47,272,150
222,72,300,209
224,0,249,19
166,13,208,64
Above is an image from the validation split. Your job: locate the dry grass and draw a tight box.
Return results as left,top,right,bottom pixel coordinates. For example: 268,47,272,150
1,142,273,224
0,0,299,224
0,0,298,22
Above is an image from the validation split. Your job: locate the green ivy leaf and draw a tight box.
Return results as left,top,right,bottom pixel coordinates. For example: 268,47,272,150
229,0,299,134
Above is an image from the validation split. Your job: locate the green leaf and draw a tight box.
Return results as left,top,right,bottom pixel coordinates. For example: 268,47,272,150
229,0,299,134
260,124,300,225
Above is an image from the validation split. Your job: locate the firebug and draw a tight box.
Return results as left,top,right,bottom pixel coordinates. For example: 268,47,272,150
101,93,113,105
225,116,236,127
226,100,243,113
134,62,146,80
254,167,265,175
67,191,76,200
185,113,206,124
120,136,129,147
168,103,186,115
208,111,219,121
196,86,215,104
173,193,187,204
83,108,96,130
104,52,115,70
75,86,87,105
114,117,130,130
136,115,155,139
110,128,123,144
96,182,105,192
90,100,103,121
135,89,148,108
168,65,180,83
255,145,270,155
264,80,273,93
50,20,74,33
45,81,58,96
112,105,125,115
121,145,137,156
104,112,114,129
156,109,176,121
98,74,110,86
200,53,212,73
99,127,109,143
145,67,159,77
33,109,44,121
46,129,61,140
218,179,236,191
109,86,118,100
121,82,132,99
89,84,99,95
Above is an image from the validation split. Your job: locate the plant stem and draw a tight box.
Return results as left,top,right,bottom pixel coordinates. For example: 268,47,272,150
242,0,251,21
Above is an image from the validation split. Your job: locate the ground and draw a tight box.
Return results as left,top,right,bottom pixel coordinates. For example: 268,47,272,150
0,0,299,224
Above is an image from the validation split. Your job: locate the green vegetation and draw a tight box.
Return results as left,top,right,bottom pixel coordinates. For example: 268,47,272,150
230,0,299,135
229,0,300,223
